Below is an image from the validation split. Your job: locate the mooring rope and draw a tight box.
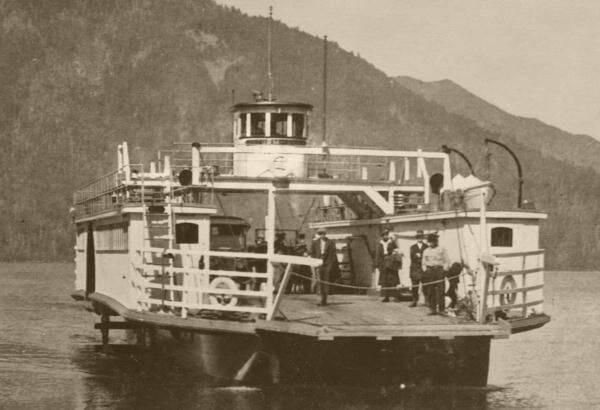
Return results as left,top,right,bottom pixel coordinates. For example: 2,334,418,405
287,270,466,291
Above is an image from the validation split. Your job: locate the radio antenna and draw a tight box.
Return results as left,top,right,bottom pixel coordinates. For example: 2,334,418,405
267,6,274,101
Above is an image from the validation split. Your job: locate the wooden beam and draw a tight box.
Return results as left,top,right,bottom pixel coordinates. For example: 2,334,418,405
266,263,293,321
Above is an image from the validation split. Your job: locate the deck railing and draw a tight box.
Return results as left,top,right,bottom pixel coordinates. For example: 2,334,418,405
161,143,445,184
130,247,322,320
480,249,545,322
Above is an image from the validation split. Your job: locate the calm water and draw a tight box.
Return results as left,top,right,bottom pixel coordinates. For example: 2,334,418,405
0,263,597,409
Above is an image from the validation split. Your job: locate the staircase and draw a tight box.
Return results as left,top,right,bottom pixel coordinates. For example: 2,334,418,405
137,174,180,314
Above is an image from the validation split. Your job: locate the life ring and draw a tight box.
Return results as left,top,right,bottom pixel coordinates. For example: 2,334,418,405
208,277,239,307
499,275,517,305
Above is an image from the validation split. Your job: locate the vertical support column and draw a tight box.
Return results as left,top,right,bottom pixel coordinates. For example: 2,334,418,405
265,112,272,137
477,190,489,323
122,141,131,182
245,113,251,137
416,151,430,205
163,155,171,178
232,113,238,138
117,144,123,169
479,191,488,250
404,157,410,181
149,161,156,176
264,186,276,312
361,167,368,180
388,160,396,181
286,113,293,137
522,269,528,317
191,143,200,185
442,154,452,191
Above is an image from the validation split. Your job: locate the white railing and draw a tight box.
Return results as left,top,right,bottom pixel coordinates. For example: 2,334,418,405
131,247,322,320
480,249,545,322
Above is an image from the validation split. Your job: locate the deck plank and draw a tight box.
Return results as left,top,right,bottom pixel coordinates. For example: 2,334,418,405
279,294,461,327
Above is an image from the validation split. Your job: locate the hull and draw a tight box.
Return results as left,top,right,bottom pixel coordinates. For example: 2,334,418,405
137,326,492,387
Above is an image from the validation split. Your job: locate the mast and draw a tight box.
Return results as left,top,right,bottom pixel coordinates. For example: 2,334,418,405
322,35,328,145
267,6,274,101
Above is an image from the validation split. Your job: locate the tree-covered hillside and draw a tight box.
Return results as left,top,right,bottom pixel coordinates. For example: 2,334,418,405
1,0,599,269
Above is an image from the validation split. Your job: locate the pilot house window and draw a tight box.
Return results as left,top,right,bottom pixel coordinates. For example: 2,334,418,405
293,114,305,137
176,223,199,244
270,113,287,137
491,227,513,247
250,113,265,137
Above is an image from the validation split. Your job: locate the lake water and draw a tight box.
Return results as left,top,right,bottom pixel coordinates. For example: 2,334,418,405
0,263,597,409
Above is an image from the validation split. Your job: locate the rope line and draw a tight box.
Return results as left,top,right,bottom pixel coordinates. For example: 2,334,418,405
288,270,465,291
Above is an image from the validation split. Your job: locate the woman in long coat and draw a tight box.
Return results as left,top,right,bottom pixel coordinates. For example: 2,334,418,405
376,230,403,302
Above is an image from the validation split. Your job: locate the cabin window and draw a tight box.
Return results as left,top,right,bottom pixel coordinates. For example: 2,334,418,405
250,113,265,137
95,222,128,251
210,224,247,251
240,115,247,137
292,114,305,137
270,113,287,137
491,227,513,247
176,223,199,244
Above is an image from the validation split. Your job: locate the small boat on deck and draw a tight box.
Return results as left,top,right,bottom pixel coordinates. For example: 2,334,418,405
70,95,550,387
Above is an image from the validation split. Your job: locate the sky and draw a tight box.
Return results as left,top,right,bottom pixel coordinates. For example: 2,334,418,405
217,0,600,140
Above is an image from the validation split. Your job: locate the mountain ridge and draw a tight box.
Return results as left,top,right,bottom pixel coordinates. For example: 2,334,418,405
1,0,599,269
395,75,600,173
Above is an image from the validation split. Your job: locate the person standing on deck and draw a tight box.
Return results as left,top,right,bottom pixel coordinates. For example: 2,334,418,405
409,230,428,307
422,233,450,315
376,229,403,302
310,228,340,306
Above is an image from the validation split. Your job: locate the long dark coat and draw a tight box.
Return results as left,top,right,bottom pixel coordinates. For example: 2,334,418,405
376,240,402,287
310,238,340,282
409,242,428,281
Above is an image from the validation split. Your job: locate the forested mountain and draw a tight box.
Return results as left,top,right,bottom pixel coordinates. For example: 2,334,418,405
396,76,600,174
1,0,599,269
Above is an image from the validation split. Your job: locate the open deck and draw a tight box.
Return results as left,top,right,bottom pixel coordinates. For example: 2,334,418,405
262,294,510,340
84,292,510,341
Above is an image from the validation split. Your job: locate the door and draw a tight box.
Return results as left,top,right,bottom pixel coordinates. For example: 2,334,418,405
86,222,95,294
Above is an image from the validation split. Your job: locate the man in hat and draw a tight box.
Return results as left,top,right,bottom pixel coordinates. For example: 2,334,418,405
310,228,340,306
376,229,403,302
409,230,428,307
421,233,450,315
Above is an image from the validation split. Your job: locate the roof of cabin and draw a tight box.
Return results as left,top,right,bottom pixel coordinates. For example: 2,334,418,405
231,101,313,111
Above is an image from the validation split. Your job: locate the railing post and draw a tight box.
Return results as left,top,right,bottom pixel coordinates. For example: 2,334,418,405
192,143,200,184
122,141,131,182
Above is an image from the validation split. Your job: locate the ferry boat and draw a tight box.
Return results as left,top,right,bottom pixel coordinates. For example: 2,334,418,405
71,92,550,386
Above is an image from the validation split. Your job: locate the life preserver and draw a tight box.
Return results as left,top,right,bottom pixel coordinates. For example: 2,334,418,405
208,277,239,307
499,275,517,305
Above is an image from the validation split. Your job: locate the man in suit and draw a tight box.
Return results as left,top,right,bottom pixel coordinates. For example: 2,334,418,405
409,230,428,307
422,233,450,315
310,228,340,306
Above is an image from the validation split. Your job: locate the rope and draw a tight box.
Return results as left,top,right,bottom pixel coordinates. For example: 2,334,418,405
288,270,465,291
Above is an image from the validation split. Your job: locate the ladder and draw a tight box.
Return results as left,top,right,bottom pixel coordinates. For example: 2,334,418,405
140,167,178,314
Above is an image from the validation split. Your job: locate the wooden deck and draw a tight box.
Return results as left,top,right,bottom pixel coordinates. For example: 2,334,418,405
78,292,510,341
256,294,510,341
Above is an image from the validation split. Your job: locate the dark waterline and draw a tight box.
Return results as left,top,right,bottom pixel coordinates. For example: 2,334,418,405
0,263,597,409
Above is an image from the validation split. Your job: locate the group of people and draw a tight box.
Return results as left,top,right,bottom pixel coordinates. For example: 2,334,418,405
377,229,460,315
266,226,461,314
